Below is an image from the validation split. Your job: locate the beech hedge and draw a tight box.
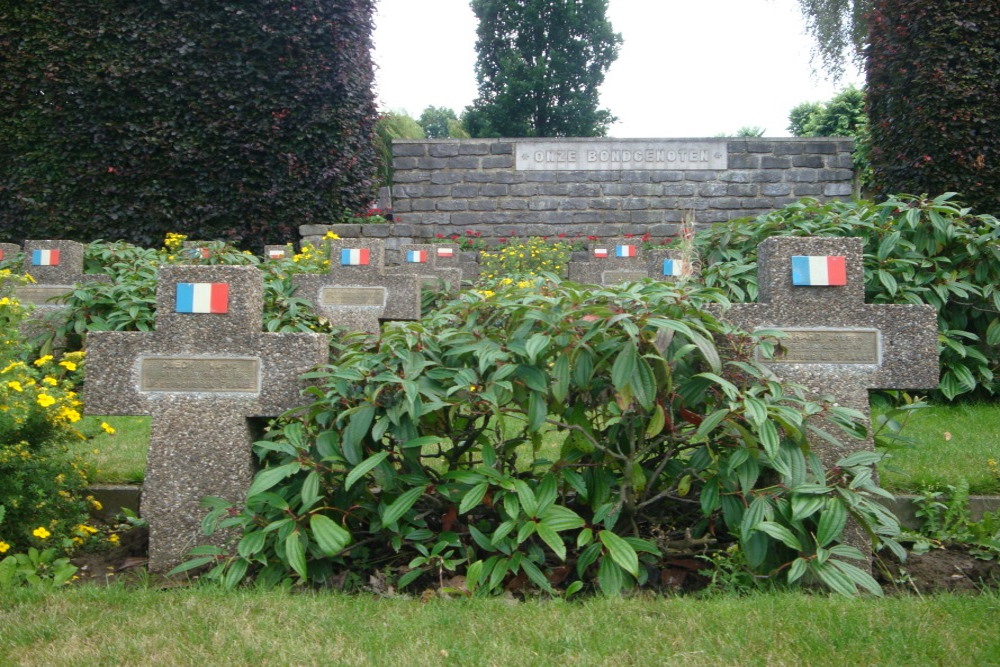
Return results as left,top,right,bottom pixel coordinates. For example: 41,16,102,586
0,1,379,251
866,1,1000,215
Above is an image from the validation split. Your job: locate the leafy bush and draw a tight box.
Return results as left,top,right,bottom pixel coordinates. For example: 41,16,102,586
479,237,573,282
183,278,899,597
694,194,1000,400
0,273,94,553
47,237,334,351
867,1,1000,215
0,1,379,251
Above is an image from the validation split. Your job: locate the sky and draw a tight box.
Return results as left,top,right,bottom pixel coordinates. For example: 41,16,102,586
371,0,863,138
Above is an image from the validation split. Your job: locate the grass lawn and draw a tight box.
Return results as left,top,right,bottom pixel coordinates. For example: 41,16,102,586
2,587,998,665
76,402,1000,495
873,402,1000,494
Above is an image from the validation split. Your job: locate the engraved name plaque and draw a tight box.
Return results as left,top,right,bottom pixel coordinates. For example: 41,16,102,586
602,270,648,284
15,286,72,305
516,140,727,171
140,357,261,393
320,287,387,307
758,328,881,365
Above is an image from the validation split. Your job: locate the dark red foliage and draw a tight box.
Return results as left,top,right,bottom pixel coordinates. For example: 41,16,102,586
866,1,999,214
0,0,379,251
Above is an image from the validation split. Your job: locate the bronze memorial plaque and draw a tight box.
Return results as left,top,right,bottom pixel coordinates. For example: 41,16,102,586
140,357,261,393
15,286,72,305
320,287,386,307
759,328,881,365
602,270,647,284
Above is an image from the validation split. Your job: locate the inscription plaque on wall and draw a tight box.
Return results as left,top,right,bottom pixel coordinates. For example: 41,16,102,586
140,357,261,393
602,270,648,284
516,140,727,171
320,287,387,307
15,286,72,305
757,328,881,365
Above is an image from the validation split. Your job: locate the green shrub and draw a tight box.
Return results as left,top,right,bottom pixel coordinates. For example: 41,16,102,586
0,273,94,554
0,1,379,251
695,194,1000,400
479,237,573,282
183,279,899,597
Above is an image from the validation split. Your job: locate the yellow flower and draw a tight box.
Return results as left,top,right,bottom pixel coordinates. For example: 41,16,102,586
33,355,53,367
107,534,120,546
36,394,56,408
88,497,103,511
0,541,9,553
7,381,23,392
59,360,77,371
323,231,341,240
101,422,116,435
32,526,51,539
42,376,58,386
77,524,99,535
59,407,82,423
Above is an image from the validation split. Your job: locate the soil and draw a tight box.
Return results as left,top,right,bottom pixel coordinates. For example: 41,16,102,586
70,524,1000,594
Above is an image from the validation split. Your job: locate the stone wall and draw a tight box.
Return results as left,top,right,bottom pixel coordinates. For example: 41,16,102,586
388,137,854,242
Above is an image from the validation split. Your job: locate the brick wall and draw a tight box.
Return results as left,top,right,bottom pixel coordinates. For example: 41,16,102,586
388,137,854,242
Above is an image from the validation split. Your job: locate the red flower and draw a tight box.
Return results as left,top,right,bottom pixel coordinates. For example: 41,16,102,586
587,235,598,241
499,238,507,243
435,233,444,239
557,232,566,238
641,233,651,242
624,233,633,238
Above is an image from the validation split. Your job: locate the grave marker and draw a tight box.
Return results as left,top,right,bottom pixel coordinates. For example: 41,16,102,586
293,238,420,334
387,243,463,288
0,242,20,263
723,236,937,552
85,265,327,572
264,244,294,261
567,237,648,285
646,248,696,282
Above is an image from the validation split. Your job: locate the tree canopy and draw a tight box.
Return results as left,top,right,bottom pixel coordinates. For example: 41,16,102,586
465,0,622,138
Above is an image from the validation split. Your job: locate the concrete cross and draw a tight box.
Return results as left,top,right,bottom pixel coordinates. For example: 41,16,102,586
567,237,648,285
85,265,327,572
293,238,420,334
725,237,937,467
387,243,462,289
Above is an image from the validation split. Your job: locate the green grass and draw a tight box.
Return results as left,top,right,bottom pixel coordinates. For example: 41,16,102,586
875,402,1000,494
2,587,999,665
75,402,1000,495
71,416,150,484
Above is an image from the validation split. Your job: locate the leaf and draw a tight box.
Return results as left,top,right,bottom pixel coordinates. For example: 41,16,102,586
345,451,390,491
525,333,550,364
285,531,308,579
791,494,826,522
540,505,586,532
237,531,267,558
223,558,249,590
520,558,555,594
514,479,538,518
459,481,490,515
815,500,848,548
398,567,425,589
645,403,666,438
536,523,566,561
599,530,639,577
310,514,351,555
246,462,302,497
465,560,484,593
342,405,375,465
758,419,780,459
831,559,883,596
610,343,638,395
754,521,803,551
597,556,624,596
380,485,427,527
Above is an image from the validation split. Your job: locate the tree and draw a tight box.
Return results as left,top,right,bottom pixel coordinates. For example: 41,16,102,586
787,87,866,138
0,0,379,250
467,0,622,138
374,110,426,188
418,106,459,139
794,0,870,80
866,1,999,213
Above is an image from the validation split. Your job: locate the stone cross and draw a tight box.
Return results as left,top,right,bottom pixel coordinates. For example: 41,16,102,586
85,265,327,572
567,237,648,285
387,243,462,289
293,238,420,334
646,248,696,283
264,244,294,261
724,237,938,464
0,242,20,266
